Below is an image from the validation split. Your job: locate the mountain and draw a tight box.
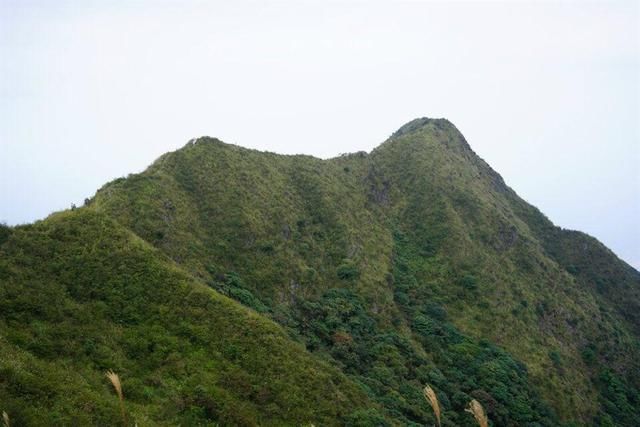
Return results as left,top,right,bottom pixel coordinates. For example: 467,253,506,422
1,118,638,426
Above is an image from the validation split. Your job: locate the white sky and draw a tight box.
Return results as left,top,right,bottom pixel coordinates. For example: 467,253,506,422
1,0,639,269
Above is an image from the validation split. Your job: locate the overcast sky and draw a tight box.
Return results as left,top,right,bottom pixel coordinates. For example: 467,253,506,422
1,0,639,269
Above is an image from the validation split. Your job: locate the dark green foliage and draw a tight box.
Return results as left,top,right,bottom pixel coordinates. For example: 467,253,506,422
0,222,11,245
595,370,640,427
549,351,562,369
336,260,360,281
458,274,478,291
392,232,556,426
208,272,270,313
581,346,596,365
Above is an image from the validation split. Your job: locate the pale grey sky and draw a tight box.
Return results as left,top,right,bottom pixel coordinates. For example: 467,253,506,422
1,0,639,269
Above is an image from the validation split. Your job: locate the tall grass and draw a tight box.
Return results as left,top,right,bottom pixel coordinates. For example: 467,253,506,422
465,399,488,427
423,384,441,427
105,370,127,425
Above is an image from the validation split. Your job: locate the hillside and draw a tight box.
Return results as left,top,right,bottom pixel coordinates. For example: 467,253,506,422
0,211,378,425
1,118,638,426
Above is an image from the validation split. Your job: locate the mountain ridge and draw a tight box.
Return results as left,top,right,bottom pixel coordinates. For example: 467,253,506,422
1,118,638,426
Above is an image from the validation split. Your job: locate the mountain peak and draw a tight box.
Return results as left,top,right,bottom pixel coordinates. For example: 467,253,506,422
391,117,454,138
385,117,475,159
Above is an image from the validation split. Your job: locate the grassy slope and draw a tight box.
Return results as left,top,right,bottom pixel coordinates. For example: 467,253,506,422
0,210,378,426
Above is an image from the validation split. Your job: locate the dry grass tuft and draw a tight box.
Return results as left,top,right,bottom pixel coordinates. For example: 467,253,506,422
465,399,488,427
2,411,9,427
105,370,127,425
423,384,441,427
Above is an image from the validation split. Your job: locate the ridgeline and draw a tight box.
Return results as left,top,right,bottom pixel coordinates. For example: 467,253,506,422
1,119,638,426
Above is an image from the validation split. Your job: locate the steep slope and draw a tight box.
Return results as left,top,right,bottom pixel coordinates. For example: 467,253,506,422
0,210,379,426
86,118,640,426
369,119,640,425
510,199,640,336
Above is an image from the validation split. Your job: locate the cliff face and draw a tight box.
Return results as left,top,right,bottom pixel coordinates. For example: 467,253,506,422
1,118,638,426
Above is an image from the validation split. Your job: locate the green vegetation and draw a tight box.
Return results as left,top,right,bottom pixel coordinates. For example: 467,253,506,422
1,118,638,425
0,211,373,425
